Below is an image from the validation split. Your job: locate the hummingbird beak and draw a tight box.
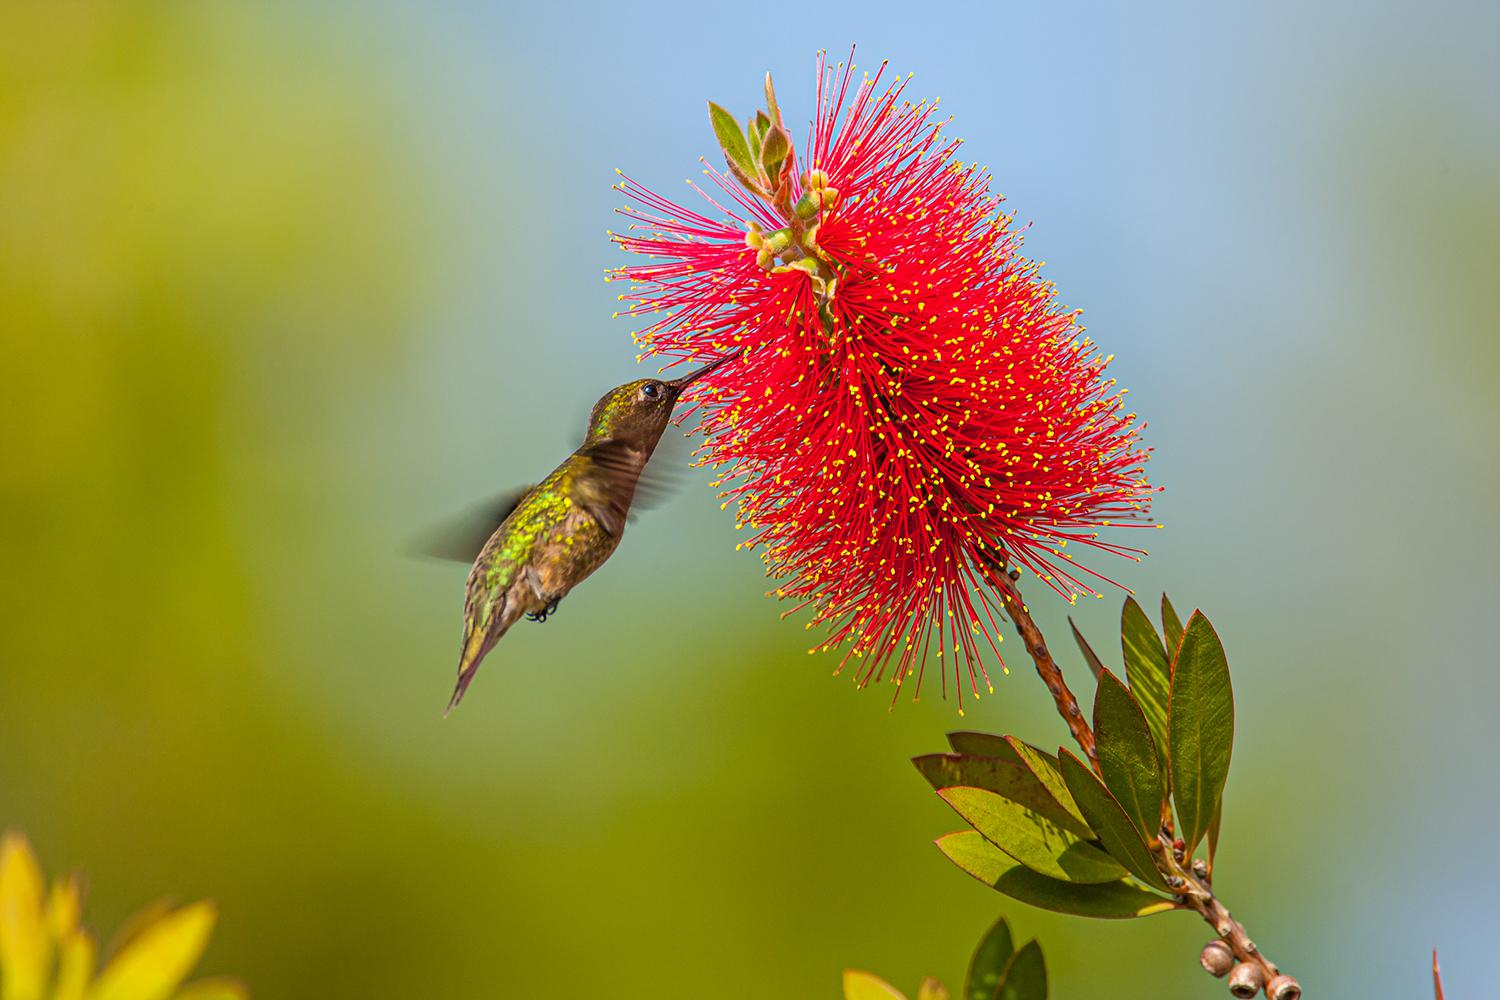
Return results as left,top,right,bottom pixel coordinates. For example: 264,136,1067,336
665,353,732,395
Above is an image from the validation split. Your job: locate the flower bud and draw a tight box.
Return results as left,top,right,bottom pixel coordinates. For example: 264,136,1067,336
1199,941,1234,978
1267,975,1301,1000
745,223,765,249
764,228,793,255
805,168,830,190
1227,962,1264,998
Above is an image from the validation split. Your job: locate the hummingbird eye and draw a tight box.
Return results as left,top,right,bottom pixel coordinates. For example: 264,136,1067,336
641,382,662,400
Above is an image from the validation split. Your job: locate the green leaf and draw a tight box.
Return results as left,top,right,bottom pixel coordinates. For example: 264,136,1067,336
936,832,1178,919
937,787,1125,884
1161,595,1185,661
995,941,1047,1000
1092,669,1166,840
1057,749,1172,892
707,101,755,177
947,732,1022,761
913,754,1093,840
963,917,1013,1000
1002,738,1090,834
1168,612,1235,855
844,970,908,1000
745,117,763,166
753,108,772,140
1068,618,1107,680
1120,598,1170,765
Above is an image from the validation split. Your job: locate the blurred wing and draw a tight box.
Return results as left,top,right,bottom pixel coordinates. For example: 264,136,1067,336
407,487,533,563
573,440,636,537
634,432,689,510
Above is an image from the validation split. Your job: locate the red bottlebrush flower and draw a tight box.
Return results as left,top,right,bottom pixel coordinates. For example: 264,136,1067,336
612,54,1157,708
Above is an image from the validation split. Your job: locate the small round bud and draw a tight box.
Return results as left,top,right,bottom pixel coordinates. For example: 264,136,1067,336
1192,858,1210,879
1267,975,1301,1000
805,168,830,190
745,223,764,249
1227,962,1265,998
1199,941,1234,978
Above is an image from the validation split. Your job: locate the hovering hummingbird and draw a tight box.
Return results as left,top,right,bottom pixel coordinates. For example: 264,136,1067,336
430,356,728,713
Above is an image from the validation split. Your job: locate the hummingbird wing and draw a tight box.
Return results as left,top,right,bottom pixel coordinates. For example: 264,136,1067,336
574,438,654,537
407,487,534,563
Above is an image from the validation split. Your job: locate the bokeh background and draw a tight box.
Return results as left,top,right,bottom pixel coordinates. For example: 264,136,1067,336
3,2,1496,997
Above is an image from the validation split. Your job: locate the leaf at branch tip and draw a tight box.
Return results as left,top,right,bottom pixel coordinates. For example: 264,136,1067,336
1068,618,1106,680
764,71,783,125
1093,669,1166,841
937,787,1125,884
1432,949,1445,1000
1058,749,1172,892
745,117,763,167
724,157,769,198
760,124,791,177
1120,597,1171,768
1161,594,1185,662
963,917,1013,1000
946,731,1023,762
754,108,772,139
913,754,1092,840
844,970,908,1000
995,940,1047,1000
707,101,756,176
1002,737,1090,835
1168,611,1234,856
936,831,1178,919
917,976,950,1000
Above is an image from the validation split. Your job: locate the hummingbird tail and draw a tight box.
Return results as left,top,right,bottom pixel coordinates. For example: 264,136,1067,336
444,665,480,717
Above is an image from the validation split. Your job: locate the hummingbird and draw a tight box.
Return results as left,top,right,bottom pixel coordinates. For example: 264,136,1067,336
434,355,728,713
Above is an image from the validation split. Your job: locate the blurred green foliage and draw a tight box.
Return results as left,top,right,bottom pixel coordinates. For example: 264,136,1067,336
1,4,1496,999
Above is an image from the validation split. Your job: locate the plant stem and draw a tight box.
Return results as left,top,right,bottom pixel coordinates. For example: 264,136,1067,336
1000,566,1296,997
994,570,1099,771
1154,843,1286,992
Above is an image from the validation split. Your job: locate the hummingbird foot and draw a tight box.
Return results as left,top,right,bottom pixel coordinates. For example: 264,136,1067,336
526,598,562,623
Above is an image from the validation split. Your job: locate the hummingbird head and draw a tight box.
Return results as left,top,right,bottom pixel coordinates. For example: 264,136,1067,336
584,355,730,448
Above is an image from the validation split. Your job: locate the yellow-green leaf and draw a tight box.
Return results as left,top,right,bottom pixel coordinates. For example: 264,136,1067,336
1093,669,1166,840
172,978,249,1000
917,977,949,1000
844,970,908,1000
963,917,1013,1000
914,754,1092,840
1120,598,1170,765
53,932,95,1000
1057,749,1172,892
994,941,1047,1000
1002,738,1090,834
92,901,217,1000
1168,612,1234,856
707,101,755,177
938,787,1124,884
936,832,1177,919
1,830,51,1000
